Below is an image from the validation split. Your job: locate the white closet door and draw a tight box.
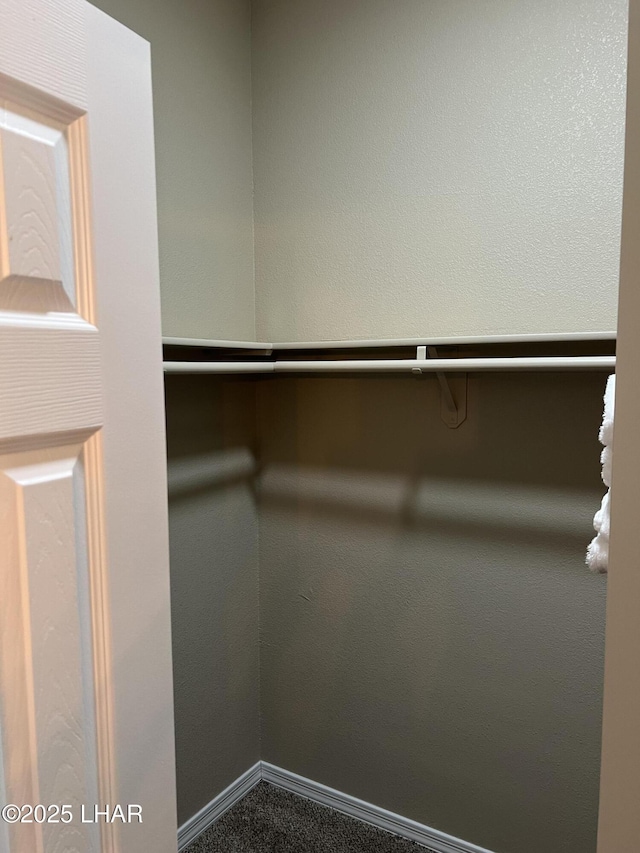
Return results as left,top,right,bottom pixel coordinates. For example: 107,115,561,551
0,2,177,852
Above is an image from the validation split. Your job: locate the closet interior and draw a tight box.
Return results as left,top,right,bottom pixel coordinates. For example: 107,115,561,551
92,1,626,852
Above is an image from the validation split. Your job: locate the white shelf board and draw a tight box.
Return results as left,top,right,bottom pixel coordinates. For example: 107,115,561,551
271,331,616,349
164,331,616,351
163,336,272,350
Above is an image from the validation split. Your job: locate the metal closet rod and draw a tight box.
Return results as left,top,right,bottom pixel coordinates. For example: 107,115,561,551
163,356,616,374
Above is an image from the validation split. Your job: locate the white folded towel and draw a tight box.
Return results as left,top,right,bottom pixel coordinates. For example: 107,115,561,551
586,374,616,573
599,374,616,448
601,444,613,489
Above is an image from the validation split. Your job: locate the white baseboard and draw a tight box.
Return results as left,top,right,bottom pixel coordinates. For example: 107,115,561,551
261,762,496,853
177,761,261,851
178,760,497,853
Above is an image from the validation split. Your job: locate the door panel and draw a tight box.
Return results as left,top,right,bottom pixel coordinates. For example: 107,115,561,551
0,446,100,853
0,105,76,311
0,19,118,853
0,2,177,851
0,40,111,853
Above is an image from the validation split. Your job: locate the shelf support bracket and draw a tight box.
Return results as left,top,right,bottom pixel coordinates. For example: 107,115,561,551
414,346,467,428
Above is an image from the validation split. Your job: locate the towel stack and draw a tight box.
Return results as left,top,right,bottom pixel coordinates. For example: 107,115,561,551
586,374,616,573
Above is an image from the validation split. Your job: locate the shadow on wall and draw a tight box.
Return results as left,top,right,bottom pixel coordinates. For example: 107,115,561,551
257,370,609,486
164,374,259,459
259,466,600,556
164,373,260,501
256,371,609,853
164,374,260,827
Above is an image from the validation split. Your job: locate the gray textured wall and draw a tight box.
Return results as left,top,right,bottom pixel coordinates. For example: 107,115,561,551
89,0,256,339
252,0,626,341
89,5,613,851
165,375,260,826
257,373,608,853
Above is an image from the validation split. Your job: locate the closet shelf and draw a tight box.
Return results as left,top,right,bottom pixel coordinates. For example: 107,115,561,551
163,334,615,374
163,331,616,352
163,336,273,351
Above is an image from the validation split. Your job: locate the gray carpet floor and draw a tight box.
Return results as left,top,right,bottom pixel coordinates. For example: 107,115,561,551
184,782,436,853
